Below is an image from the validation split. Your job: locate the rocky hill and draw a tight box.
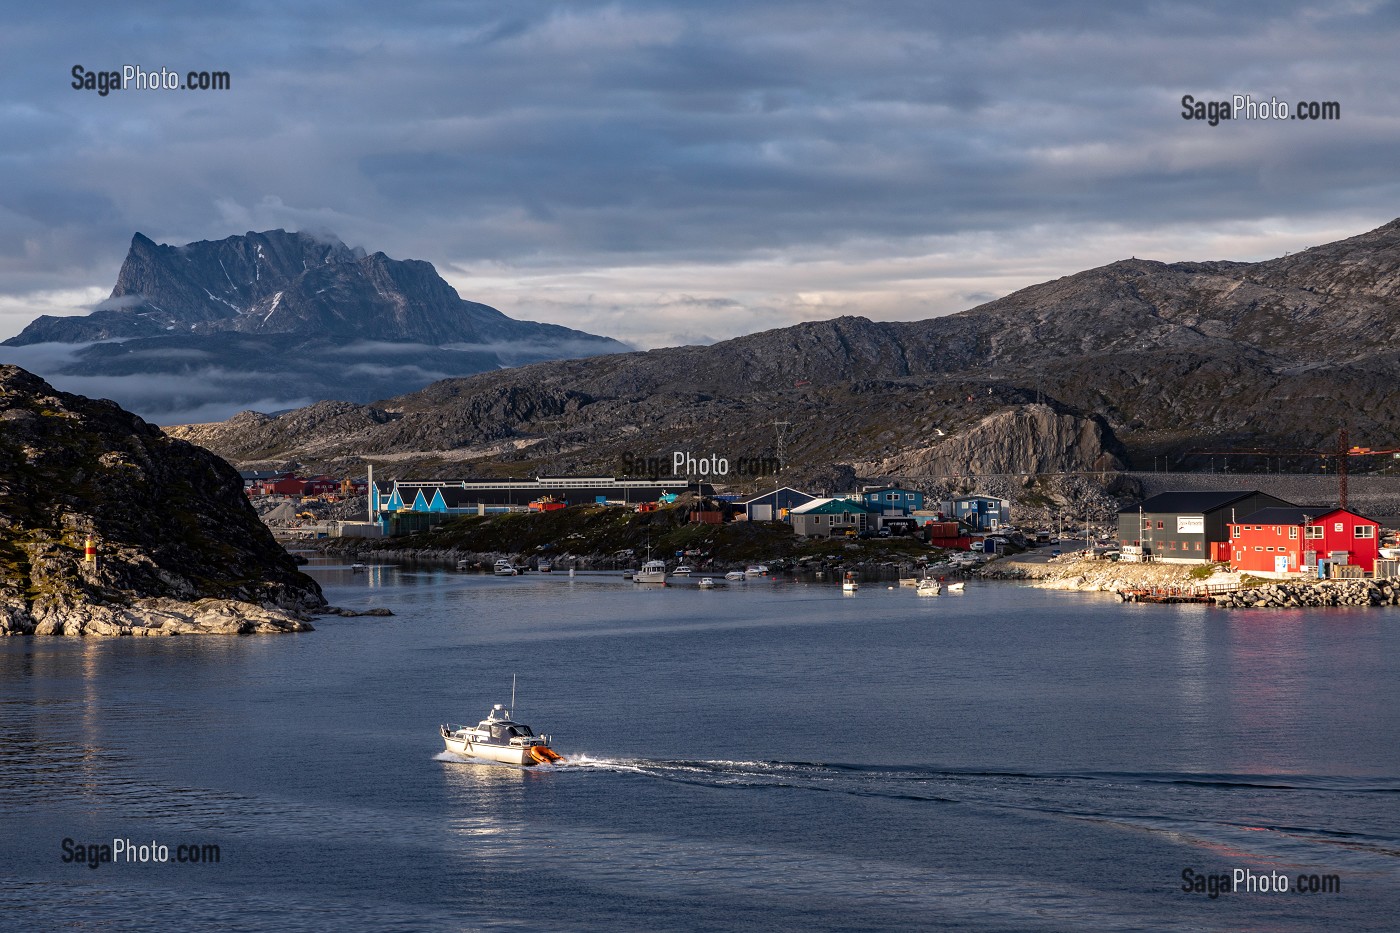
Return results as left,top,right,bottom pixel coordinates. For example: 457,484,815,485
1,230,627,418
0,365,325,635
169,218,1400,494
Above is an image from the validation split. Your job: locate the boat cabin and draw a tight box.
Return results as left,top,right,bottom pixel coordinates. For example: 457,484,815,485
475,705,535,745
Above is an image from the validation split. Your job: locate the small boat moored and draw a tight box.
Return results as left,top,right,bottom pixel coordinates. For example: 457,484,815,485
697,577,716,588
441,702,564,766
633,559,667,584
916,578,941,597
842,571,859,593
493,559,519,576
724,570,746,581
672,564,694,576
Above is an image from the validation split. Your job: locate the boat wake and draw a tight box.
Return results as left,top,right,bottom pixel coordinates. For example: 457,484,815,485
556,756,1400,864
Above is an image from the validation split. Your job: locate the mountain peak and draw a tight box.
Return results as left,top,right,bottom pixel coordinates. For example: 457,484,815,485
0,231,628,419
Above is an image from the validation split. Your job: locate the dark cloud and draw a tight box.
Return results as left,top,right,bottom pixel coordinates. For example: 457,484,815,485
2,1,1398,348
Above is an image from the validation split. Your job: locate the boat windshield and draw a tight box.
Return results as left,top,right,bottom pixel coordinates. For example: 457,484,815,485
489,723,534,740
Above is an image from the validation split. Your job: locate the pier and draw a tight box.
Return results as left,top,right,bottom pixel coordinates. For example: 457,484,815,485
1116,582,1242,604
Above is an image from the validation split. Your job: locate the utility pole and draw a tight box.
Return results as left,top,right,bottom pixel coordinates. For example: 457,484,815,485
772,421,791,495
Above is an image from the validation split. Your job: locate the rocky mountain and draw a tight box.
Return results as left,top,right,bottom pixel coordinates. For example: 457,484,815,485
0,230,627,420
0,365,324,635
169,218,1400,494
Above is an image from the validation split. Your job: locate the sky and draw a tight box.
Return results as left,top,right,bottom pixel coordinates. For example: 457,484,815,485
3,0,1400,350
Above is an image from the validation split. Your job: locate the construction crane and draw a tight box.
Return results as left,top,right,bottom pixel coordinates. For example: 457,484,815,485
1186,429,1400,509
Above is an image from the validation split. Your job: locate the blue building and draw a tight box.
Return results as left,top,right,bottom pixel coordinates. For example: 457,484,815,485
860,486,925,516
949,495,1010,532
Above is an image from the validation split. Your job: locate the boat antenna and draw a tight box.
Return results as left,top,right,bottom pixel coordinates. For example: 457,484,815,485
511,673,516,714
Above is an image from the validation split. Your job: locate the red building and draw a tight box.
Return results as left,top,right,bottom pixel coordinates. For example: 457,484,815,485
267,477,308,497
1227,507,1382,576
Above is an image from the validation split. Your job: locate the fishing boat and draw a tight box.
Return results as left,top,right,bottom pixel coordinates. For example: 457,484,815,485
916,577,941,597
633,559,667,584
440,690,563,767
493,559,519,576
842,571,859,592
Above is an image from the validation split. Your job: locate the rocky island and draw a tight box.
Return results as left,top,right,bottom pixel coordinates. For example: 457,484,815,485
0,365,325,635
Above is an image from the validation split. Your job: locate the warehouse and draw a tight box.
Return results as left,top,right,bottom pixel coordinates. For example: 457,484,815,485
1118,490,1293,564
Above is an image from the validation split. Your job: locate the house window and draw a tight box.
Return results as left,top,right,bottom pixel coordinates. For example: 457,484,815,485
1266,546,1274,552
1305,526,1324,539
1232,527,1241,538
1157,521,1165,530
1169,541,1177,550
1194,542,1202,551
1355,525,1375,539
1253,546,1262,552
1334,522,1344,532
1289,527,1298,539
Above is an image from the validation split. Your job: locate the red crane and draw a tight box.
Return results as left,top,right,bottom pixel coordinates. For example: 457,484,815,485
1186,429,1400,510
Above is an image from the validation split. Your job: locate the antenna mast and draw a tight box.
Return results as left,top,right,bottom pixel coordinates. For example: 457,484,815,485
511,673,516,713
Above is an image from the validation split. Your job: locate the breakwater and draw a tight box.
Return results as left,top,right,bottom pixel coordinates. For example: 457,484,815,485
1212,579,1400,609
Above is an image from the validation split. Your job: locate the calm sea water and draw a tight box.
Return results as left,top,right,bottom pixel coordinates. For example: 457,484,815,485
3,562,1399,931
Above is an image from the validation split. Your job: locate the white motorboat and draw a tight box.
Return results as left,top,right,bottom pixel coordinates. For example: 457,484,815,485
350,563,367,573
697,577,716,588
724,571,746,581
946,581,965,593
441,703,563,766
537,560,552,573
633,559,667,584
672,564,694,575
916,578,941,597
745,564,770,577
493,559,519,576
1380,547,1400,560
842,571,859,592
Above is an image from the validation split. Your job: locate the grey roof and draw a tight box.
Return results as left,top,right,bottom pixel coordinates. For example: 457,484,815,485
1237,507,1328,526
737,486,815,505
1121,490,1286,515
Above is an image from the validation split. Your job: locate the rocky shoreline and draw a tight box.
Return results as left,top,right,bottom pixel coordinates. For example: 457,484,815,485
1,596,316,637
980,555,1400,610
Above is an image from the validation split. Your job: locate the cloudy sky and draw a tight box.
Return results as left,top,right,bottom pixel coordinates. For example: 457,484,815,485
3,0,1399,349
